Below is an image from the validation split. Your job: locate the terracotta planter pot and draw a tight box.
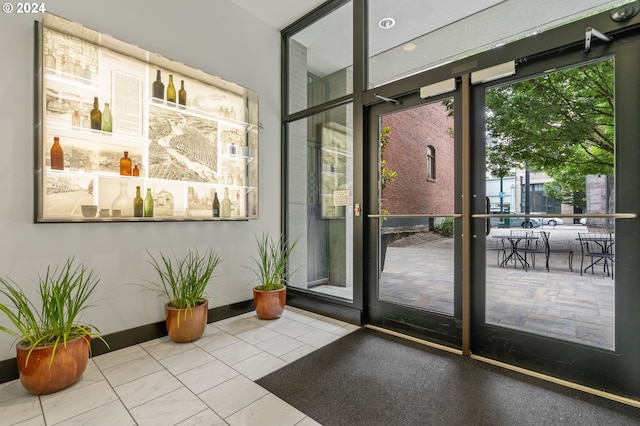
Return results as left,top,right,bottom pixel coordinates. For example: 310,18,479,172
16,334,91,395
165,299,208,343
253,286,286,320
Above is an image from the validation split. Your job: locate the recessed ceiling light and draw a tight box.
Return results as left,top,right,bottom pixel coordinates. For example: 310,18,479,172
378,17,395,29
403,43,416,52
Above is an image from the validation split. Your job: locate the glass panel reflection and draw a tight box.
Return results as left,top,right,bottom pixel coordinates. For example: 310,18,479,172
287,104,353,301
288,1,352,114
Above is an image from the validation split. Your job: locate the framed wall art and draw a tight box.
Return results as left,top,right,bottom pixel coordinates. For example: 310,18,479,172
35,13,259,222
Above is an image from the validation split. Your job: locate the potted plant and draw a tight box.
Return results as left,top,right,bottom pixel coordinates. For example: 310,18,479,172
248,233,297,320
147,248,222,343
0,258,106,395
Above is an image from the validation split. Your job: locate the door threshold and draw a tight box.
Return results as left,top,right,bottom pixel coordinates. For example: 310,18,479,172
471,354,640,409
365,324,462,355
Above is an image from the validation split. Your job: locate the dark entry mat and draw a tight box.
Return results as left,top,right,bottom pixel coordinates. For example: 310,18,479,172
257,328,640,426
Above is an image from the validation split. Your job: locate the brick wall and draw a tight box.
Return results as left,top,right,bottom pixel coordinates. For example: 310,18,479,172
381,102,454,215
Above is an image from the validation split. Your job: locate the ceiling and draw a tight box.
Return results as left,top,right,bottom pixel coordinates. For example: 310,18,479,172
228,0,327,30
229,0,636,84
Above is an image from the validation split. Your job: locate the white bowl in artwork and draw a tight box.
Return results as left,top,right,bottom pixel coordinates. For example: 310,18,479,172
81,205,98,218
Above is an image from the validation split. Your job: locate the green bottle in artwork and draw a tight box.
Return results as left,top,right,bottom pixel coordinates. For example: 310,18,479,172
101,102,112,132
144,188,154,217
178,80,187,107
166,75,176,104
133,186,143,217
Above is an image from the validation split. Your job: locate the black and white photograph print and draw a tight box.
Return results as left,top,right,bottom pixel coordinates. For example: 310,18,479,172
148,106,219,184
44,175,95,217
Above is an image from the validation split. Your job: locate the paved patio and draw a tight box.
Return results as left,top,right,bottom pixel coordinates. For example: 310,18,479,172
379,225,615,350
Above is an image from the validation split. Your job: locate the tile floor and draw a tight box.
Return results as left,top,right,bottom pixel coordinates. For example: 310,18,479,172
0,306,360,426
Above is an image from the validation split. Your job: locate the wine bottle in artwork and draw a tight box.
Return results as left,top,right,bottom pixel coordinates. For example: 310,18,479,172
212,191,220,217
152,69,164,100
50,137,64,170
166,74,176,104
178,80,187,107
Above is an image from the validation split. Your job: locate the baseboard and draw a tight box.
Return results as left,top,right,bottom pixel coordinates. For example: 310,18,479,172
0,299,255,385
286,292,362,325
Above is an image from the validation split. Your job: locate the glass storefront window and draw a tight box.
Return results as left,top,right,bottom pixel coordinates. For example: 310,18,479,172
287,1,352,114
287,104,353,301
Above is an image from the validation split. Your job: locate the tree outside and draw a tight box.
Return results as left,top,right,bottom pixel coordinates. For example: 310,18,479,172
485,58,614,210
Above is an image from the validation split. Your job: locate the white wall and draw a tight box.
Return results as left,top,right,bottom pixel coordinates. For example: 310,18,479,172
0,0,282,361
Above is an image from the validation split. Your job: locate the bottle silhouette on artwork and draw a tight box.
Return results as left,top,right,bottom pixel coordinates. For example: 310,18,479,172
178,80,187,107
153,69,164,100
133,186,143,217
50,137,64,170
120,151,132,176
166,75,176,104
212,191,220,217
221,187,231,218
90,97,101,130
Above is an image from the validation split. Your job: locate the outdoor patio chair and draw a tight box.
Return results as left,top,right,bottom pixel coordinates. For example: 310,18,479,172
547,235,574,272
578,232,615,279
487,237,506,266
518,230,548,271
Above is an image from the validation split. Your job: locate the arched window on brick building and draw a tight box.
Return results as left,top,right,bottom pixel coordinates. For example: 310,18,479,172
426,145,435,180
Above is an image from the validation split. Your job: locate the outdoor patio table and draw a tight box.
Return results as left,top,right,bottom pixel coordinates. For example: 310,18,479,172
493,235,538,270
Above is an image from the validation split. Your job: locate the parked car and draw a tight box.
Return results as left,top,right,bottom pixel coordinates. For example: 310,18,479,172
490,212,542,228
580,217,588,225
529,212,564,226
542,217,564,226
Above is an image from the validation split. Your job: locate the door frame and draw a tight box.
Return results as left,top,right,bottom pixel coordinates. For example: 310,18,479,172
362,15,640,400
469,37,640,399
364,89,464,349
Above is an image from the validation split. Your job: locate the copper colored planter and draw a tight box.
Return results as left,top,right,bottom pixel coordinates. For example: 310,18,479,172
253,286,286,320
16,335,91,395
165,299,208,343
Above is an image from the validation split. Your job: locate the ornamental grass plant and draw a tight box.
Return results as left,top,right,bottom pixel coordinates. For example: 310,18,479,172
146,248,222,309
0,257,105,364
249,233,298,291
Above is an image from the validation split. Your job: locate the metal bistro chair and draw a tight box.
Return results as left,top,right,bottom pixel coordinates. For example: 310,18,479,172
517,230,548,271
578,232,615,279
546,232,574,272
487,237,506,267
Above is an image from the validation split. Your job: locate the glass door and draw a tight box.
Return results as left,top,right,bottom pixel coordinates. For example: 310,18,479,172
471,39,640,398
366,91,462,348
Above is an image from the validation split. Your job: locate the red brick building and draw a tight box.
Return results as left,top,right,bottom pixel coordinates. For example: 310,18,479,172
381,101,455,217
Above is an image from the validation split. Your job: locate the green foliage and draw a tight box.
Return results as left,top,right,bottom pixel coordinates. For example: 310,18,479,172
0,258,106,364
486,59,614,202
544,180,586,210
147,248,222,309
379,126,397,191
379,126,397,218
249,233,298,292
435,217,454,237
